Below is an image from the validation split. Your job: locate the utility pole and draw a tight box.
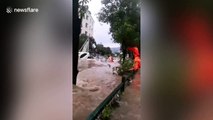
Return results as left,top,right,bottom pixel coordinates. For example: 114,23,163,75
73,0,81,85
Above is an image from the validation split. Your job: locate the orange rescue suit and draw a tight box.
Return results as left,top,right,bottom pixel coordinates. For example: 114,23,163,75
127,47,141,71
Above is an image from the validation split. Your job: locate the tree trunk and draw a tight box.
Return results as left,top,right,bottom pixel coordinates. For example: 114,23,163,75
122,40,126,63
73,0,81,85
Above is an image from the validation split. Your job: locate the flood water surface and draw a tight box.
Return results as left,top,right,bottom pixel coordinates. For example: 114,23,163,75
73,59,121,120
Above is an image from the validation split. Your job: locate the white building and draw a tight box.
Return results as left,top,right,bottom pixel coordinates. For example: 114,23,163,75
81,11,94,37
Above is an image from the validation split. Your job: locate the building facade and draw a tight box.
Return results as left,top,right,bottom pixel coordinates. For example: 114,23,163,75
81,11,94,37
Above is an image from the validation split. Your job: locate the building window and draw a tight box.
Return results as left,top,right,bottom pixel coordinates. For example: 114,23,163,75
85,23,88,28
85,31,87,35
86,15,88,20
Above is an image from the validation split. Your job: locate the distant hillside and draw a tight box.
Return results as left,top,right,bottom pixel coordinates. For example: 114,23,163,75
110,47,120,53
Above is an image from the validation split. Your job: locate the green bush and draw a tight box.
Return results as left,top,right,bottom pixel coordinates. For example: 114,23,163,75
117,59,134,75
101,105,113,120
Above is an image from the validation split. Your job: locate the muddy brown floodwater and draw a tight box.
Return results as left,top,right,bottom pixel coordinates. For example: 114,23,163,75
73,59,121,120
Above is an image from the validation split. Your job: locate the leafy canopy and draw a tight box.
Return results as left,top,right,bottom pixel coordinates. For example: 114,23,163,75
78,0,91,19
98,0,141,48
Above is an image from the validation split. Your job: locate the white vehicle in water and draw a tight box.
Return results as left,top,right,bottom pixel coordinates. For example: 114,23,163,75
78,38,96,70
79,52,90,60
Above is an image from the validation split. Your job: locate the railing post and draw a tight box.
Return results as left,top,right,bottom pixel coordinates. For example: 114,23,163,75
121,76,126,92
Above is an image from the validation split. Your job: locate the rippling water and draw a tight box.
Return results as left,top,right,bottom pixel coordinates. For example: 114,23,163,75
73,58,121,120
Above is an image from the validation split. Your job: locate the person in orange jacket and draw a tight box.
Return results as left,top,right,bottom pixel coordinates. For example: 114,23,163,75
127,47,141,71
107,55,114,62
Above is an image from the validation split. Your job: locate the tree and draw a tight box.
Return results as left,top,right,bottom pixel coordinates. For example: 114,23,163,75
79,0,90,20
73,0,90,85
79,34,97,56
88,37,97,56
98,0,141,50
105,47,112,55
96,44,112,56
79,34,88,50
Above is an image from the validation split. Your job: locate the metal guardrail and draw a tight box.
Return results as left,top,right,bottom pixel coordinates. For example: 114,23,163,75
86,72,134,120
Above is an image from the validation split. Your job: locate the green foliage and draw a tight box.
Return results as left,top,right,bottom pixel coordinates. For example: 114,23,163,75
117,59,134,75
98,0,141,48
96,44,112,56
101,105,113,120
89,37,97,53
78,0,91,19
79,34,97,54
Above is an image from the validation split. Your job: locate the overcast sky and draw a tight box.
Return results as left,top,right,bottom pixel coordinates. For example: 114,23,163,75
88,0,120,48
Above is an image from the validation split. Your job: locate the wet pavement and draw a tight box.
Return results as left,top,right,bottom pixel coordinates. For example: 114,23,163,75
73,59,121,120
111,71,141,120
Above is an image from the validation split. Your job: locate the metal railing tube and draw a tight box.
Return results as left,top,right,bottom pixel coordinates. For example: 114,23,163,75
87,80,124,120
86,73,133,120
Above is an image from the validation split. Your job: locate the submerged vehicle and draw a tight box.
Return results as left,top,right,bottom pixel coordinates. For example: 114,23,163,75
78,38,96,70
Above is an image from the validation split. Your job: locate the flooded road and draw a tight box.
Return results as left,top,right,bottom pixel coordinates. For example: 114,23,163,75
73,58,121,120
